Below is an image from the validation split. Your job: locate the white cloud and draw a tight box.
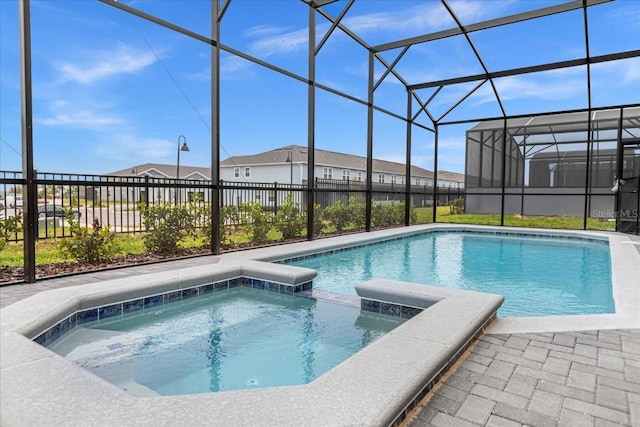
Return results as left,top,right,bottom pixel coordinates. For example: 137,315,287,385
186,55,257,81
37,108,122,130
345,0,510,36
592,58,640,85
95,134,174,162
435,67,586,108
221,55,254,76
492,74,584,102
605,3,640,31
248,26,313,57
186,67,211,81
244,25,292,38
55,43,157,85
235,0,511,67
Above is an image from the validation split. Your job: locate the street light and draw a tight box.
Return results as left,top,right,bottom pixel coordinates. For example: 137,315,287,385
285,151,293,185
176,135,190,204
130,167,138,204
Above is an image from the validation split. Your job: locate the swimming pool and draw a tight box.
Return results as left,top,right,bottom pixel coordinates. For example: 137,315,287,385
2,225,637,426
48,286,405,395
286,231,614,317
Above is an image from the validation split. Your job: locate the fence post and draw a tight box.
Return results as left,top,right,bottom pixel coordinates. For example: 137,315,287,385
274,182,278,215
143,176,149,208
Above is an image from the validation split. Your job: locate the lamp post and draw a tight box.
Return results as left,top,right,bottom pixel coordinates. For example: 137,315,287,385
286,151,293,185
131,167,138,204
176,135,190,204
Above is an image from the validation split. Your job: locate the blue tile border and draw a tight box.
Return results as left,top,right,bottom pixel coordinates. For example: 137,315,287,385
277,229,609,265
199,283,214,295
144,295,163,309
34,276,315,349
123,299,144,314
77,308,98,324
98,304,122,320
361,298,424,320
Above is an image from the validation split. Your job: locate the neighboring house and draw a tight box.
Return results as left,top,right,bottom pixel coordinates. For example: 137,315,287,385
220,145,464,188
103,163,210,204
220,145,464,207
102,147,465,207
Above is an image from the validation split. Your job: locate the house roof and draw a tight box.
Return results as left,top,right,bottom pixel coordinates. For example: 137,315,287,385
220,145,439,178
108,163,211,180
437,170,465,182
108,147,464,183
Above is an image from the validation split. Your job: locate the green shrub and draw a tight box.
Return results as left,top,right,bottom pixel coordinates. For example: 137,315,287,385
324,200,351,232
240,201,271,243
274,194,305,239
372,201,409,227
220,206,239,243
0,215,22,252
140,203,196,254
58,211,119,264
349,197,366,229
313,203,324,235
409,203,418,223
449,198,464,215
200,204,239,245
371,203,388,227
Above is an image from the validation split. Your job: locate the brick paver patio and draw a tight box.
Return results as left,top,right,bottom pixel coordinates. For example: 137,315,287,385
407,329,640,427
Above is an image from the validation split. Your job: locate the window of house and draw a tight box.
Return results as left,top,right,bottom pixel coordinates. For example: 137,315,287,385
416,177,421,185
234,167,240,178
244,167,251,178
323,167,333,179
342,170,350,180
378,173,384,183
401,176,405,185
391,175,397,184
356,171,362,181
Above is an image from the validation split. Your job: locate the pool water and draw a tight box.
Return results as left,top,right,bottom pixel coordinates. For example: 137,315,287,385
287,232,614,317
49,287,404,395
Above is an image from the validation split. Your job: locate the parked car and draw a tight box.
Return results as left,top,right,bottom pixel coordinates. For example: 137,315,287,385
5,195,23,208
37,204,81,219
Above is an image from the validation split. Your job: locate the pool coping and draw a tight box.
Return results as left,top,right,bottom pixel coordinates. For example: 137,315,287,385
1,224,638,426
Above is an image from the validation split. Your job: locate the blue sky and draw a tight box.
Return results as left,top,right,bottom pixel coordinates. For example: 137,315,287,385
0,0,638,176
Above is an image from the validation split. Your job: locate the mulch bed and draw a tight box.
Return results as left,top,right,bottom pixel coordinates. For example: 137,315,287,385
0,239,306,285
1,248,208,284
0,230,378,285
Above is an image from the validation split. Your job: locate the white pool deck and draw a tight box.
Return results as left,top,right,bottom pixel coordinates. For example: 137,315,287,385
1,224,638,426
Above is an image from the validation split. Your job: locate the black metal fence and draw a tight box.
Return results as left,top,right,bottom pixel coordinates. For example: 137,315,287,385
0,171,465,244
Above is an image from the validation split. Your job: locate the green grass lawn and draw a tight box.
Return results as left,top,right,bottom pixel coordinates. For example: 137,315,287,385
1,209,615,268
413,206,615,231
0,235,147,268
